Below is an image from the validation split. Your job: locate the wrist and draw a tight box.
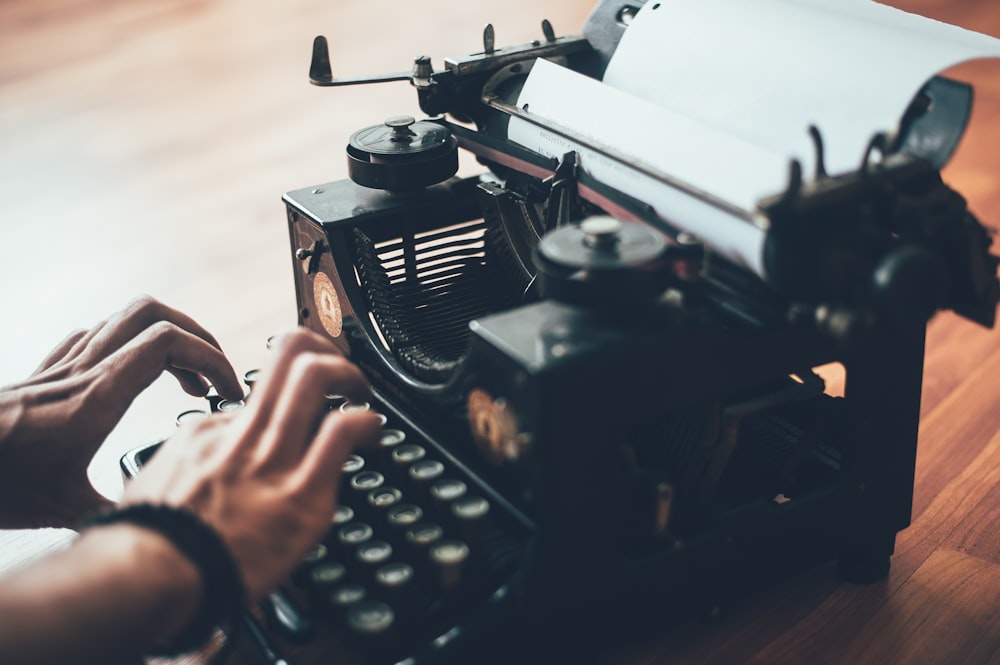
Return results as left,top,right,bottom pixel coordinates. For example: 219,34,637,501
78,522,203,645
79,503,247,656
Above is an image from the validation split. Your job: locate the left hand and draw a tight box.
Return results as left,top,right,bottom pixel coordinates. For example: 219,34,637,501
0,296,243,529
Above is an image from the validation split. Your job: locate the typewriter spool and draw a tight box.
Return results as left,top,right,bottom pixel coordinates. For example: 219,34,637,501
347,115,459,190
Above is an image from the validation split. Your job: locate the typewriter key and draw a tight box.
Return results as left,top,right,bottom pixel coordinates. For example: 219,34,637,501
451,495,491,541
374,562,416,604
386,504,423,531
292,543,329,586
340,400,371,415
325,393,345,409
333,504,355,525
243,368,261,389
371,412,389,426
380,429,406,448
310,560,347,586
175,409,209,427
377,429,406,466
345,600,395,638
408,460,445,495
302,543,329,564
350,470,385,492
338,522,374,547
429,539,470,590
217,399,245,413
367,487,403,513
404,523,444,558
389,444,426,482
430,478,468,511
342,455,365,474
374,562,413,588
328,583,367,613
356,540,393,569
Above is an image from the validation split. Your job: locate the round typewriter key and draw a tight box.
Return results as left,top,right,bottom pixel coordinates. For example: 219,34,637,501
404,522,444,558
377,428,407,466
452,495,490,520
325,393,345,409
408,459,445,484
310,560,348,587
356,540,393,568
371,412,389,426
375,562,414,589
217,399,245,413
367,487,403,512
451,495,491,540
350,470,385,492
391,444,425,466
430,478,468,510
374,562,417,609
342,455,365,474
340,400,371,414
333,504,355,525
380,429,406,448
328,583,367,612
429,539,470,590
291,543,329,586
346,600,395,638
386,504,423,531
175,409,209,427
302,543,329,563
243,368,261,388
408,459,445,499
338,522,374,547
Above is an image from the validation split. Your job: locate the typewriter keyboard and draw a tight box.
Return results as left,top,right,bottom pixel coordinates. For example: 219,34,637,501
122,372,529,665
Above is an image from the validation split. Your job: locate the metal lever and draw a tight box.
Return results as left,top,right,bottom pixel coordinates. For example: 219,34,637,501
309,35,411,87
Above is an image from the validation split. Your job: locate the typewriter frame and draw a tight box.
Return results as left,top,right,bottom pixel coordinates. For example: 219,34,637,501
282,172,927,647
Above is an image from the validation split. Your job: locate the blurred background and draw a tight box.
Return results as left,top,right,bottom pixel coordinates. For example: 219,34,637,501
0,0,592,524
0,0,998,625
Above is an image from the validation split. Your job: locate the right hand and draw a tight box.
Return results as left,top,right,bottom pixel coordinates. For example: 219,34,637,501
121,327,383,601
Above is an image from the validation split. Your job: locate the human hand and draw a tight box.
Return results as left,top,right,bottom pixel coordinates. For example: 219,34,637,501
0,296,243,529
120,327,382,601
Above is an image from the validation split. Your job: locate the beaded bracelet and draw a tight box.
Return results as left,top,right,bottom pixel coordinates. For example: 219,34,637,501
79,503,246,658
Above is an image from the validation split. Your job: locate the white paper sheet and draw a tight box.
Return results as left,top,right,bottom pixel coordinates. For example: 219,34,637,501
507,0,1000,279
603,0,1000,176
509,58,775,275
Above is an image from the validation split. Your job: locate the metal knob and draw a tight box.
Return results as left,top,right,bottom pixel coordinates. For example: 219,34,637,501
385,115,416,141
581,216,622,250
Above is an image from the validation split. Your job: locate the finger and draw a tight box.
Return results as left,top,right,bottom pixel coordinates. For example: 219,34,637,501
250,327,367,412
31,329,89,375
90,322,242,427
296,411,383,493
248,352,372,464
166,367,211,397
78,295,228,369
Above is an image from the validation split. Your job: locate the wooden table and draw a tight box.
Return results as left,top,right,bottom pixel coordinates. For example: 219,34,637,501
1,1,998,663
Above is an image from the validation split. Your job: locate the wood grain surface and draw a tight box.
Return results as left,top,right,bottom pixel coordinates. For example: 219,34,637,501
1,1,998,664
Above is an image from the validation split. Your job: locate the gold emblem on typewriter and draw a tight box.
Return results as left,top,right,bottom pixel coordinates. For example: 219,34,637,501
312,272,343,338
467,388,528,464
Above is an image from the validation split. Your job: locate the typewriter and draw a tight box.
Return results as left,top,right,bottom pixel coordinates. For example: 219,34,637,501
123,1,1000,663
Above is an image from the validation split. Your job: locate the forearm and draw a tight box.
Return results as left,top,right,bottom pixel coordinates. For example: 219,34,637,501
0,523,202,665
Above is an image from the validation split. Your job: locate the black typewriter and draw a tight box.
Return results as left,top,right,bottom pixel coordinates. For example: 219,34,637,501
123,1,1000,663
